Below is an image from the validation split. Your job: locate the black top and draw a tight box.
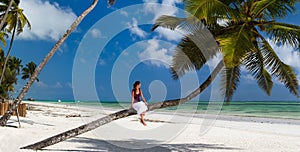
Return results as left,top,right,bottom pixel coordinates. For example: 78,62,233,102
133,89,141,103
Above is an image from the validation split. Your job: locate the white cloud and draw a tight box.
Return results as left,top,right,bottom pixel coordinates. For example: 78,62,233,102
54,82,63,88
143,0,158,3
162,0,183,5
98,59,106,66
127,18,148,38
125,0,185,70
66,82,73,88
90,28,105,38
242,74,256,83
36,81,48,88
120,10,128,17
36,81,63,88
79,58,86,64
143,0,183,41
143,0,182,20
155,27,183,41
138,39,173,68
19,0,77,41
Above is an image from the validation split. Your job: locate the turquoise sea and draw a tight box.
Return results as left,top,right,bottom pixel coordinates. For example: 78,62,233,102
35,100,300,120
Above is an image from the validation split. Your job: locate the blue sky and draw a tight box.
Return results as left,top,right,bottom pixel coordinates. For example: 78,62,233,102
6,0,300,102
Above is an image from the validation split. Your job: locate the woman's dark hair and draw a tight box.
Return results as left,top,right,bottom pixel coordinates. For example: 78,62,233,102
132,81,141,93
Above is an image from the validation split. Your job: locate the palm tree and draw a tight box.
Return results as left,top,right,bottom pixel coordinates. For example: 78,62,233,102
0,0,14,30
152,0,299,101
20,0,300,150
8,56,22,74
21,61,38,82
0,0,101,126
0,55,21,99
0,0,31,84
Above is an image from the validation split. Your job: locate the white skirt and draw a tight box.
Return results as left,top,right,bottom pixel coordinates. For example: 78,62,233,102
132,101,148,115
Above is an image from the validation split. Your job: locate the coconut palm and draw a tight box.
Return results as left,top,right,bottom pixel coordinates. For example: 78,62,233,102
0,54,21,99
0,0,101,126
8,56,22,74
0,0,31,84
21,61,38,82
152,0,299,101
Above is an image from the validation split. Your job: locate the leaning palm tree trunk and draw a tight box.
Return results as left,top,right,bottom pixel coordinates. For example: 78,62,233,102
21,61,224,150
0,0,99,126
0,0,13,30
0,23,17,84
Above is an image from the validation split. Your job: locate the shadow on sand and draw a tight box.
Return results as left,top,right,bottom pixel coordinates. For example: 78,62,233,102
43,137,242,152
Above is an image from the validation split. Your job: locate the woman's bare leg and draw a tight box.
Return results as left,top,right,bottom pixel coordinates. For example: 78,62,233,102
140,113,147,126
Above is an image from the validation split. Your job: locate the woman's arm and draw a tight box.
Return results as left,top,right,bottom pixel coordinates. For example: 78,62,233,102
131,91,134,108
140,89,148,105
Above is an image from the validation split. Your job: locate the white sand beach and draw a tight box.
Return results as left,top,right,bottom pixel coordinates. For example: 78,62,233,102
0,101,300,152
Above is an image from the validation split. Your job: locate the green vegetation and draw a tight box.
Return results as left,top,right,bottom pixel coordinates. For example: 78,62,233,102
0,0,36,100
0,49,38,100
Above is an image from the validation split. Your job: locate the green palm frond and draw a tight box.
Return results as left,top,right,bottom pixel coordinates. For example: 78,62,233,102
222,65,241,102
22,61,39,82
251,0,297,19
264,22,300,48
170,37,207,79
161,19,221,60
0,31,6,46
185,0,240,24
244,51,273,95
3,7,31,34
21,74,28,80
260,37,299,97
152,15,208,36
8,56,22,75
3,68,17,86
16,9,31,34
152,15,219,53
152,15,220,79
217,24,255,67
13,0,20,6
152,15,187,31
6,10,16,32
